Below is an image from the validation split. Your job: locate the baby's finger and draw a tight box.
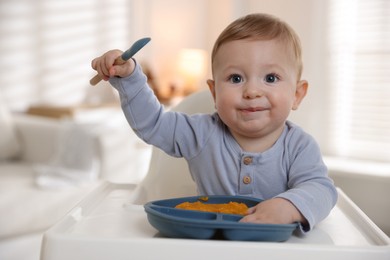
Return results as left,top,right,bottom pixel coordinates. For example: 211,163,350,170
238,206,257,223
104,52,121,72
246,206,256,215
99,56,111,77
97,61,110,81
109,64,131,78
91,58,97,70
239,213,258,223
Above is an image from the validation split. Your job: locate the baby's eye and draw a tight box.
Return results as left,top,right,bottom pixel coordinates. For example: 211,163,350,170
228,74,243,84
264,73,279,83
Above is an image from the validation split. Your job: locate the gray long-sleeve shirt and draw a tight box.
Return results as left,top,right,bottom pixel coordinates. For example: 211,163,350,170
110,62,338,232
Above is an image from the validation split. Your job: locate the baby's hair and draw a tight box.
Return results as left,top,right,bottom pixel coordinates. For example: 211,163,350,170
211,13,303,79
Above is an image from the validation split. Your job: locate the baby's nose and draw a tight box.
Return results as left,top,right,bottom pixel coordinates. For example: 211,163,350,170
243,82,264,99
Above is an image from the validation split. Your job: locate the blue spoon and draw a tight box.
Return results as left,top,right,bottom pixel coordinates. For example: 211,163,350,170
90,37,151,86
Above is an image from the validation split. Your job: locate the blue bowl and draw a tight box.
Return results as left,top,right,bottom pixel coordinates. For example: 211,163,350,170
144,195,298,241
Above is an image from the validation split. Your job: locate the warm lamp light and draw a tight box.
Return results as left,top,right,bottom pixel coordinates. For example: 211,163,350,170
177,48,207,94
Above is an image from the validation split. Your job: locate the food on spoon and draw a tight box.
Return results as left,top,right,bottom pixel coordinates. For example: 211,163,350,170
175,201,249,215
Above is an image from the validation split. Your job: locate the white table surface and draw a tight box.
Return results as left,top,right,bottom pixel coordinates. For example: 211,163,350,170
40,182,390,260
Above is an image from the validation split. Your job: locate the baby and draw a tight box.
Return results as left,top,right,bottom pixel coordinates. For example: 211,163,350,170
91,13,337,232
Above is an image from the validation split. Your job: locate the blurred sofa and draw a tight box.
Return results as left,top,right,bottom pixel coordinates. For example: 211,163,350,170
0,102,151,240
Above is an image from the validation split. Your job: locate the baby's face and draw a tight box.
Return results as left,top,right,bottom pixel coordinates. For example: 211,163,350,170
208,38,306,143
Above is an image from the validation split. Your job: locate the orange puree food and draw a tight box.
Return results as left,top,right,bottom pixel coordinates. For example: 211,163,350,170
175,201,249,215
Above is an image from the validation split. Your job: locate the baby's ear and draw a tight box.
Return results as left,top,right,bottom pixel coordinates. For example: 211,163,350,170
292,80,308,110
207,79,216,102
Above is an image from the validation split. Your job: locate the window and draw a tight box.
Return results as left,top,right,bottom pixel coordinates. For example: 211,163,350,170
328,0,390,162
0,0,132,110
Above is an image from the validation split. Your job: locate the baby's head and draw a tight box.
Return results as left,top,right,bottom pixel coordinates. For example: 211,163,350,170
211,13,303,80
207,13,308,149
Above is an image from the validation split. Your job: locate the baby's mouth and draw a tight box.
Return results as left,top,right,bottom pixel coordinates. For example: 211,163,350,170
241,107,267,113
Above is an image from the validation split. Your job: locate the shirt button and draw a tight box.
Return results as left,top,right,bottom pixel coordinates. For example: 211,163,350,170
243,176,251,184
243,156,253,165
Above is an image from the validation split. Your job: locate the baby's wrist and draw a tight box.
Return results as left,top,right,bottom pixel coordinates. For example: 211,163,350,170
274,197,307,224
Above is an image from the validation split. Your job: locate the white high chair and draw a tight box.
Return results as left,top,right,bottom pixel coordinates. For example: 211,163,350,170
132,89,215,204
40,89,390,260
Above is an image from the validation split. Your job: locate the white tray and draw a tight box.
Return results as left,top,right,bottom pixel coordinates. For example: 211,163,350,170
40,182,390,260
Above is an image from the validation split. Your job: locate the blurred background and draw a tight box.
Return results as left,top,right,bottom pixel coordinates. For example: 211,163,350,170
0,0,389,259
1,0,389,161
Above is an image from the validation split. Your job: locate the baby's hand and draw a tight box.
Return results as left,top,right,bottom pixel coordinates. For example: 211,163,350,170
240,198,307,225
91,50,135,81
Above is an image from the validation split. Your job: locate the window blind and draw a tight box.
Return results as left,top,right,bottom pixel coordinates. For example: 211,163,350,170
0,0,131,110
328,0,390,162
